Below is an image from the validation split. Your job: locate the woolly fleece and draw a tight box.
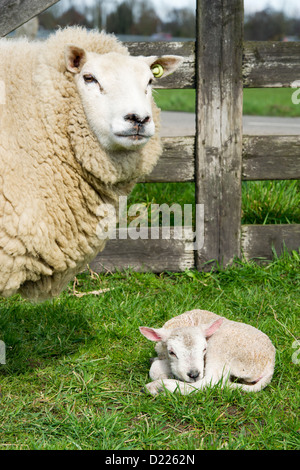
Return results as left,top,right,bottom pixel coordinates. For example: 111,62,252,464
0,27,162,301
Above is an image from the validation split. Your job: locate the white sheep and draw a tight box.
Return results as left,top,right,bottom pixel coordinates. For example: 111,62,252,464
140,309,276,395
0,27,182,301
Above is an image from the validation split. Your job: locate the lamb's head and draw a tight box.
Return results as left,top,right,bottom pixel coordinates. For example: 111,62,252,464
140,319,223,383
65,45,183,151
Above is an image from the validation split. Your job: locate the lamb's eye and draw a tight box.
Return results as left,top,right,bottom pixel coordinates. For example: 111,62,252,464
83,74,97,84
168,350,177,358
151,64,164,78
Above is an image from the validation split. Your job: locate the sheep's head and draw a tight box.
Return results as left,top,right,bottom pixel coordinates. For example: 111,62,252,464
140,319,223,383
65,45,183,151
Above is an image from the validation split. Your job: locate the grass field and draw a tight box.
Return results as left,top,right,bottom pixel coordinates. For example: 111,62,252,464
129,180,300,226
0,253,299,450
154,88,300,116
0,88,299,451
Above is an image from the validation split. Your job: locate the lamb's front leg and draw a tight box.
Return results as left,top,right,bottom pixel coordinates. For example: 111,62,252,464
145,364,229,396
149,358,172,380
145,375,217,396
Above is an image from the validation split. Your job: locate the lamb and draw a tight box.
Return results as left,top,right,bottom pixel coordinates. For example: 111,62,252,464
140,309,276,395
0,27,182,301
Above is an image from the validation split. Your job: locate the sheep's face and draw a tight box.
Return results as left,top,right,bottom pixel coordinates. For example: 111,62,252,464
140,319,223,383
65,46,183,151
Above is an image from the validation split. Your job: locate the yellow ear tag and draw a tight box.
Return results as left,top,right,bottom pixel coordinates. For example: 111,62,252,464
151,64,164,78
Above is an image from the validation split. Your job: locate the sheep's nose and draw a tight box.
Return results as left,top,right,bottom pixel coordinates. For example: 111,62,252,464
124,113,151,125
187,369,200,381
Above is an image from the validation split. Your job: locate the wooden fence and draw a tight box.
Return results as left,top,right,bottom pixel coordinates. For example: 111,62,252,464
1,0,300,273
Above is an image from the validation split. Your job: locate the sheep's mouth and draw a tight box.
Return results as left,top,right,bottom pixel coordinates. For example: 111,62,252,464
115,133,149,141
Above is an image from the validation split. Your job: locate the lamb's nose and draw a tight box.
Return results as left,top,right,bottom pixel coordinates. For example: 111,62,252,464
187,369,200,381
124,113,151,125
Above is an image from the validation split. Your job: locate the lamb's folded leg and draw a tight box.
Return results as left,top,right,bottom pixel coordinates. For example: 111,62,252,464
145,366,230,395
145,375,217,395
149,358,172,380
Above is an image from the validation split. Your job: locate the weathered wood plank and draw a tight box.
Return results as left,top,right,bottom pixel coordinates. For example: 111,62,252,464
126,41,195,89
89,223,300,273
127,40,300,89
143,136,195,182
242,135,300,180
0,0,59,37
241,224,300,260
195,0,244,270
90,227,195,273
141,135,300,183
243,41,300,88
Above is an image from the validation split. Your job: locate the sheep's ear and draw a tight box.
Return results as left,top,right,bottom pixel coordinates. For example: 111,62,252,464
65,44,87,73
139,327,170,342
204,318,223,339
143,55,184,78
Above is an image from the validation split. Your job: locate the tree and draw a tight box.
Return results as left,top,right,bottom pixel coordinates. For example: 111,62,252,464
163,8,195,38
244,9,289,41
106,1,134,34
134,0,161,36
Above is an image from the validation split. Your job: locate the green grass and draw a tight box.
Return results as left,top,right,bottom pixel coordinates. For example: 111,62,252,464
242,180,300,224
154,88,300,116
128,180,300,226
154,89,196,113
0,85,299,451
243,88,300,117
0,253,299,450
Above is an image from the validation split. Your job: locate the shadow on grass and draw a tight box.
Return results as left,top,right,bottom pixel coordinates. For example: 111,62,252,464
0,294,96,375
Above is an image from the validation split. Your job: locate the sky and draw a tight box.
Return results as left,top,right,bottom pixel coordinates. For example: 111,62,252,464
150,0,300,18
68,0,300,21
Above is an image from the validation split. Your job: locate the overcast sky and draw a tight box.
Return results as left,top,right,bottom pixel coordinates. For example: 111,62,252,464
150,0,300,18
71,0,300,21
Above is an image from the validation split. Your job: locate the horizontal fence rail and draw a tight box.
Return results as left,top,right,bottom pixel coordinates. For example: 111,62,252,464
90,228,195,273
142,136,300,183
241,224,300,260
91,224,300,273
242,136,300,180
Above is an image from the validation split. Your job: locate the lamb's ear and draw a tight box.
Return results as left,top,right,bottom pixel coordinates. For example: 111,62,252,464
65,45,87,73
204,318,223,339
143,55,184,78
139,327,170,342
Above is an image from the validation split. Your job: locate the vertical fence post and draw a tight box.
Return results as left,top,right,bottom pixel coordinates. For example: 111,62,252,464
195,0,244,270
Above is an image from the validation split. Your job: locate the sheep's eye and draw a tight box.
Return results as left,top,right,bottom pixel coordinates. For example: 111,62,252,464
145,78,153,94
151,64,164,78
83,74,97,84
